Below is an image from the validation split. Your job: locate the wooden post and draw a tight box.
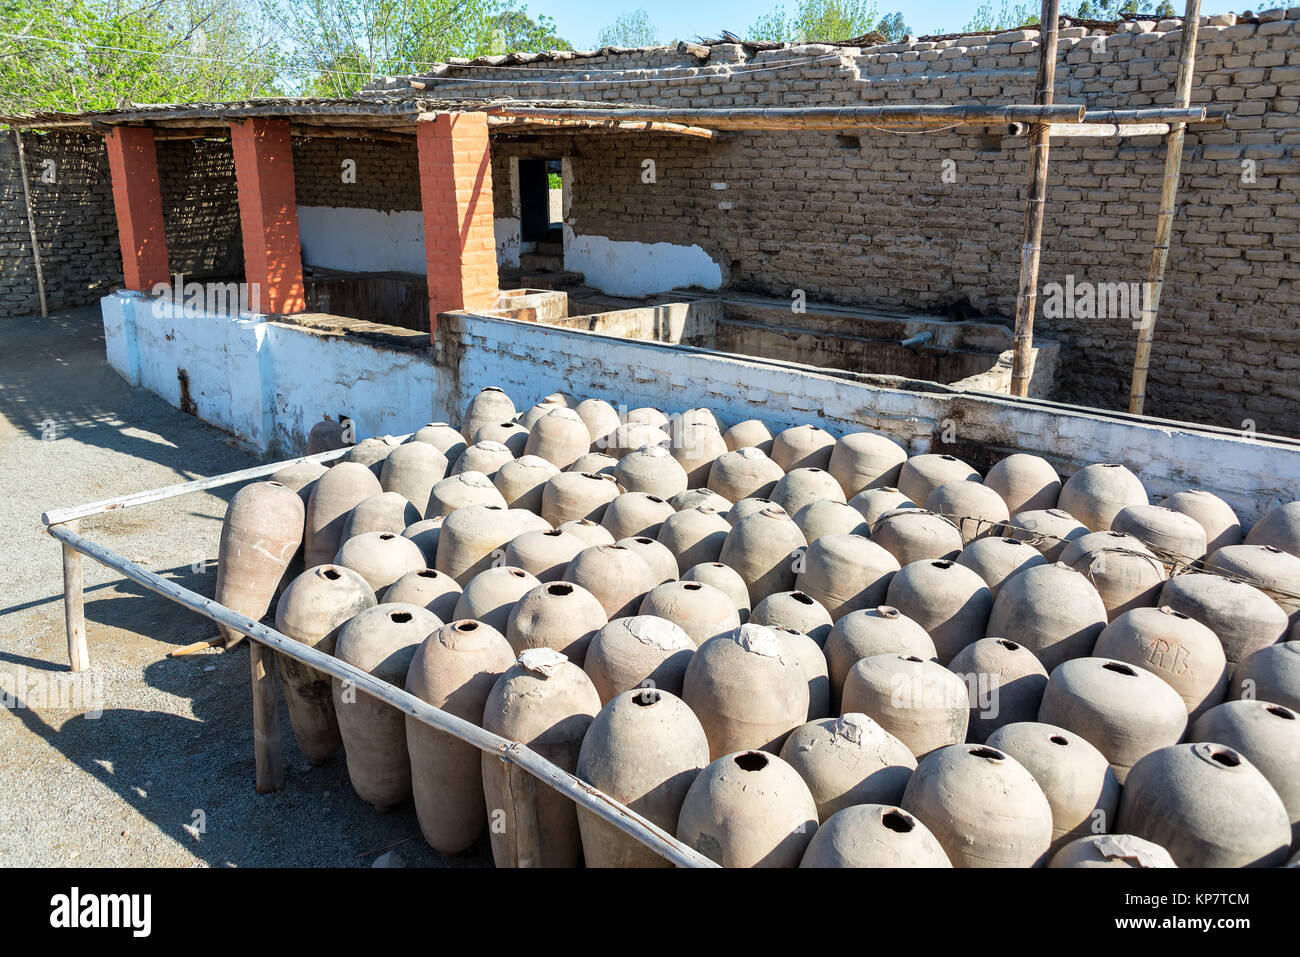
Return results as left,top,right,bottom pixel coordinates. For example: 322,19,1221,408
1130,0,1202,415
1010,0,1063,398
503,751,543,868
60,520,89,671
12,130,48,318
250,642,284,793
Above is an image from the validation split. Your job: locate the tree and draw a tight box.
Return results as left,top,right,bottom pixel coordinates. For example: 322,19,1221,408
748,0,911,44
490,9,570,54
595,8,658,48
875,11,913,40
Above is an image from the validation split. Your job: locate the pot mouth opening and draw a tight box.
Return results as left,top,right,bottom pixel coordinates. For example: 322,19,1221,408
455,621,479,632
1049,734,1069,746
1103,662,1137,677
547,583,574,596
647,495,664,504
509,568,526,578
633,689,661,707
734,752,768,772
996,639,1021,651
1268,705,1296,720
939,455,957,461
322,568,341,581
876,605,900,618
969,746,1004,761
417,569,439,578
881,810,914,833
634,537,654,544
390,611,413,623
931,560,953,569
379,533,395,540
543,529,563,537
901,655,923,663
683,582,702,591
791,592,814,605
1209,749,1241,768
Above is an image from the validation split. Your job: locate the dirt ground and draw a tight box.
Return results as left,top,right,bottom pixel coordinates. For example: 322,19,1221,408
0,306,490,867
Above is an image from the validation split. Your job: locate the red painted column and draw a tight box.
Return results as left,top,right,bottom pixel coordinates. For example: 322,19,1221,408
104,127,170,291
230,118,305,314
417,112,500,335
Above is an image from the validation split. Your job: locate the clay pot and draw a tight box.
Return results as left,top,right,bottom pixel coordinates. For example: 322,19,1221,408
751,591,833,646
567,451,618,476
380,442,449,515
887,559,993,665
795,533,899,621
955,536,1048,598
427,470,508,517
799,804,950,868
305,462,382,568
523,407,590,470
707,447,785,502
451,440,514,479
383,567,462,622
824,606,936,712
638,580,741,647
601,491,674,540
901,743,1054,867
677,750,818,867
669,488,732,515
602,422,671,459
1037,656,1189,784
1061,530,1168,620
1049,834,1176,869
671,421,728,489
411,422,467,469
435,504,521,585
461,386,516,442
343,490,421,544
771,424,836,472
949,638,1050,742
493,455,560,512
1111,504,1208,566
1160,489,1242,554
670,407,727,436
616,535,680,584
453,565,541,633
848,486,916,527
335,531,426,594
828,432,908,498
984,453,1061,514
345,436,399,477
925,480,1010,544
557,518,616,548
332,603,433,809
481,649,601,867
723,419,774,454
870,509,964,565
402,517,444,567
1207,544,1300,623
583,615,696,703
506,580,608,664
622,406,669,429
274,564,375,763
307,416,347,454
563,543,657,618
1160,572,1288,670
771,467,846,520
986,563,1108,672
897,453,980,506
1191,699,1300,848
1094,606,1228,720
1058,462,1148,532
271,460,327,502
519,392,573,430
405,619,515,853
842,654,969,759
793,500,869,542
215,481,304,645
986,721,1120,851
658,506,731,569
576,688,710,867
682,623,810,759
474,420,529,458
1231,641,1300,711
780,714,917,820
541,471,621,526
1245,500,1300,558
771,626,831,720
681,562,752,622
1009,507,1091,562
719,507,808,605
574,398,621,445
504,528,585,582
1116,742,1290,867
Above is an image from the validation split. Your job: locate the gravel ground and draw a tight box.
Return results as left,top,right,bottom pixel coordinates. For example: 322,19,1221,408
0,307,491,868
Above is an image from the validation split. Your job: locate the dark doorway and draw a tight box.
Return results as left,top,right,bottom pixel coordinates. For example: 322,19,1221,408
520,158,562,243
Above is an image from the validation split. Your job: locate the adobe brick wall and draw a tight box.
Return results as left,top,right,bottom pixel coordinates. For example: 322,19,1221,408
292,136,421,211
393,9,1300,436
156,137,244,279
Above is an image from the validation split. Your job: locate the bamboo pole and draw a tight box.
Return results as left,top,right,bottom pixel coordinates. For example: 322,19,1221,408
44,521,717,868
12,130,48,318
1050,122,1172,138
1130,0,1202,415
250,641,283,793
1010,0,1063,397
1082,107,1207,124
60,519,89,672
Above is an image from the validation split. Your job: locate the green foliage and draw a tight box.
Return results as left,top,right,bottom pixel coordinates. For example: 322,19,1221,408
748,0,883,42
546,171,561,189
963,0,1177,33
875,11,913,41
595,8,658,48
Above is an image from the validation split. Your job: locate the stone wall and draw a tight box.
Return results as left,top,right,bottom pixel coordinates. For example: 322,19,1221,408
292,136,421,211
156,137,244,280
395,8,1300,436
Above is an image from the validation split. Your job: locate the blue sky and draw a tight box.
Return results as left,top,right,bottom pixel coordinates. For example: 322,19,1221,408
524,0,1242,48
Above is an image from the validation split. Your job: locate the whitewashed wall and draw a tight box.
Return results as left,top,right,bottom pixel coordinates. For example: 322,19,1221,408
297,206,427,274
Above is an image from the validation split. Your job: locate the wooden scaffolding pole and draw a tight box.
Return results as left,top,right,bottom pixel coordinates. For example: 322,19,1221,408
1129,0,1202,415
12,129,48,318
1010,0,1063,398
